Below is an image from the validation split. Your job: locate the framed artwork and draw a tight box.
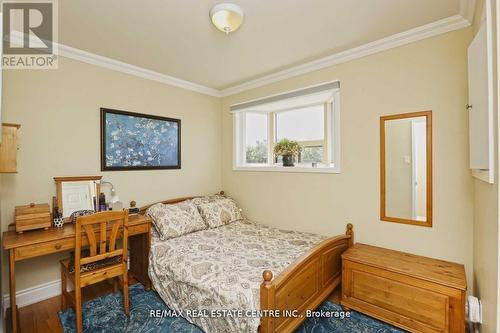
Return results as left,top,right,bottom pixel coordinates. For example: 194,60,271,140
100,108,181,171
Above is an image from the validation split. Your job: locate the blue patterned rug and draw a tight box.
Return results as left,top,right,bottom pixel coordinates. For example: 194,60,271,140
58,284,405,333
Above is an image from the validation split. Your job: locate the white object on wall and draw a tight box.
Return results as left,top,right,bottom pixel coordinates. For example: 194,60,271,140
467,4,494,183
467,295,483,323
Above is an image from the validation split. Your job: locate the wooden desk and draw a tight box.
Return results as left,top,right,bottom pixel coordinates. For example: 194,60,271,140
3,214,152,333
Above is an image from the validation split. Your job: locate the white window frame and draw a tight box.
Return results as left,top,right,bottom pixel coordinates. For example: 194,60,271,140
232,88,341,174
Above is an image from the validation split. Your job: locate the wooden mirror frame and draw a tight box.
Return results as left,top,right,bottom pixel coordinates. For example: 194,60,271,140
380,111,432,227
54,176,102,222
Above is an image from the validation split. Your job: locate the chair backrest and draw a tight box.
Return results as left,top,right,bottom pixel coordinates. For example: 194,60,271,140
74,210,128,273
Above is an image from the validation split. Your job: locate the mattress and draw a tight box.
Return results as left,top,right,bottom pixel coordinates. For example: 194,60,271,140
148,220,326,333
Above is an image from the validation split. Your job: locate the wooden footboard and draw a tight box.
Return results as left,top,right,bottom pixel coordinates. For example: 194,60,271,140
259,223,354,333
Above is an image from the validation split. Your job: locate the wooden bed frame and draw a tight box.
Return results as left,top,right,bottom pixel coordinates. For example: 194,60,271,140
140,192,354,333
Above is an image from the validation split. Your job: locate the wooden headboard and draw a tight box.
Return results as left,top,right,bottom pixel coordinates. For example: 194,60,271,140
138,191,225,215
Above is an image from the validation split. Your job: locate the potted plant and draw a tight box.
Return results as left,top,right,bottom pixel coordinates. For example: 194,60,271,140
273,139,302,167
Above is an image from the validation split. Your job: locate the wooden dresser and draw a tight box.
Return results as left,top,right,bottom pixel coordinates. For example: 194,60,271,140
341,244,467,333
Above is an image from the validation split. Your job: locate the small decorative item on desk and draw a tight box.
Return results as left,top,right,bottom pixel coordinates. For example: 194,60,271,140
70,210,95,224
128,200,139,215
15,203,51,234
53,208,64,228
52,195,64,228
53,216,64,228
98,192,106,211
273,138,302,167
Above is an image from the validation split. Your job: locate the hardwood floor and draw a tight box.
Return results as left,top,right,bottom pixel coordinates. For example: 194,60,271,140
17,296,63,333
7,278,135,333
327,287,341,304
10,283,340,333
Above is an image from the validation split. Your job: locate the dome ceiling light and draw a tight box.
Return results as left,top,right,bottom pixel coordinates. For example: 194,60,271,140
210,3,244,34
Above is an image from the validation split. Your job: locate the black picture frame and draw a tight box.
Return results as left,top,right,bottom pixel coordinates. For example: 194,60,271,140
100,108,181,171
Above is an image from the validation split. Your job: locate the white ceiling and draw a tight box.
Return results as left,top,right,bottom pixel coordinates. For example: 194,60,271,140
59,0,463,91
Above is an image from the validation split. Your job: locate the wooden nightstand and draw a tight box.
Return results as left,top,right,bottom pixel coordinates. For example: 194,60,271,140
341,243,467,333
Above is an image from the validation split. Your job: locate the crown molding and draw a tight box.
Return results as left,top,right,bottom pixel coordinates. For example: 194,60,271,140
7,30,222,97
58,43,222,97
218,15,470,96
460,0,478,23
8,14,470,98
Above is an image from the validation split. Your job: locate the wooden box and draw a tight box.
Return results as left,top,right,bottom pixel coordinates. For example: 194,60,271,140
15,203,51,233
341,243,466,333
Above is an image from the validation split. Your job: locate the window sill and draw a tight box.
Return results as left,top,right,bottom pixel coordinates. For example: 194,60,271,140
232,166,340,174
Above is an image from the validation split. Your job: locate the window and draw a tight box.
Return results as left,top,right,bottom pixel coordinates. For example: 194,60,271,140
276,105,324,142
243,112,268,164
232,82,341,173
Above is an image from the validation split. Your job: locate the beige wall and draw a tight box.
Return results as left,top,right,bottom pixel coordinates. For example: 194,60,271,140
474,180,498,333
222,28,475,285
472,0,500,332
0,57,222,292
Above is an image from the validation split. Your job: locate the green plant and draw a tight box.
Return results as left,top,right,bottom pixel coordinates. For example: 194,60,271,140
273,138,302,156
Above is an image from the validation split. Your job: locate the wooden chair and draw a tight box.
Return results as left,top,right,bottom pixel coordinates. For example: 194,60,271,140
60,210,129,333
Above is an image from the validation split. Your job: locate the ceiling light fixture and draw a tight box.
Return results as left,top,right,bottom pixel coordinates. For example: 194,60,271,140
210,3,244,34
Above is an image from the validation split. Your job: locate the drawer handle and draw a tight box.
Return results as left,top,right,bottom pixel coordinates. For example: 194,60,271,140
55,244,62,250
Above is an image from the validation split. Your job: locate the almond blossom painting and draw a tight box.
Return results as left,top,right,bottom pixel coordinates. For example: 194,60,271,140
101,108,181,170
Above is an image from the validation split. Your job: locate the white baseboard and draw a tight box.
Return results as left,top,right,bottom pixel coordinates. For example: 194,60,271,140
3,279,61,311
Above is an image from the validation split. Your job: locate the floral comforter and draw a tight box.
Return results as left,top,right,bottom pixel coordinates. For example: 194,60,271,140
148,220,327,333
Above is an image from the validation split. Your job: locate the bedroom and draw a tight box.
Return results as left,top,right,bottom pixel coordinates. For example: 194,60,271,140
0,0,498,332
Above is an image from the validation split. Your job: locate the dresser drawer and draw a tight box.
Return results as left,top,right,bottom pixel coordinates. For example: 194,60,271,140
15,238,74,260
129,223,149,235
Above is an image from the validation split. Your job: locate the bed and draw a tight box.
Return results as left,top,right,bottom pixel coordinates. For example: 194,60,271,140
141,194,354,333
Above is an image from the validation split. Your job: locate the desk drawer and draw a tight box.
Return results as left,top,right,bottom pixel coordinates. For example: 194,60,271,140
15,238,74,260
129,223,149,236
13,224,149,260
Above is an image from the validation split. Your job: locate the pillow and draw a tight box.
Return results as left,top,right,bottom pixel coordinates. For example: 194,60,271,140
197,198,243,228
190,194,225,207
146,201,206,240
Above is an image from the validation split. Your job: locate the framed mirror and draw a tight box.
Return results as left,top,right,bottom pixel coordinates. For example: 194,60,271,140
380,111,432,227
54,176,102,219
